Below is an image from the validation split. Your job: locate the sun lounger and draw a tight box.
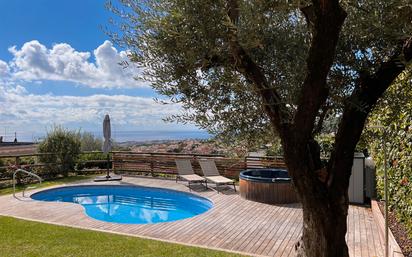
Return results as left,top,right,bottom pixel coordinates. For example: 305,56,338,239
175,159,206,190
198,159,236,193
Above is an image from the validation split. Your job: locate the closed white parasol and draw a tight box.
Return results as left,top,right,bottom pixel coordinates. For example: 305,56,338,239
102,114,112,154
95,114,122,182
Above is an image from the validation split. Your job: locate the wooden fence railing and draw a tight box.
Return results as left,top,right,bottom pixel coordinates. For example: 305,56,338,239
0,152,108,172
111,152,286,178
0,151,109,187
0,151,287,187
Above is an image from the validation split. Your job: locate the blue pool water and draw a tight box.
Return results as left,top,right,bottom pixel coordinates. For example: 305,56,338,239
31,185,213,224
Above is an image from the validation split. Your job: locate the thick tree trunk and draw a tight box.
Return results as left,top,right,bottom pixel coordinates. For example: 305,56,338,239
224,0,411,255
296,193,349,257
283,138,353,257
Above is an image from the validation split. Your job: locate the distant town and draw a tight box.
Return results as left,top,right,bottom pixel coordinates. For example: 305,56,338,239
0,138,268,157
119,139,227,155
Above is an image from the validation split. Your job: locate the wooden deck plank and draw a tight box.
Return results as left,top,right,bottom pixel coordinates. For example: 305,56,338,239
254,204,292,255
347,206,355,257
261,205,298,256
245,202,285,254
199,199,258,246
281,214,303,257
278,209,303,257
0,176,384,257
361,207,372,257
227,202,281,252
368,206,384,257
212,198,264,250
354,206,363,257
169,196,239,243
237,204,292,253
266,206,302,257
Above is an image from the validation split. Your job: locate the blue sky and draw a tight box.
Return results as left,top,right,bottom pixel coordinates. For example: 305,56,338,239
0,0,197,141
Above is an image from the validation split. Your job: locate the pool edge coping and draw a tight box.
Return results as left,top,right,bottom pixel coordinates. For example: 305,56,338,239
29,183,215,225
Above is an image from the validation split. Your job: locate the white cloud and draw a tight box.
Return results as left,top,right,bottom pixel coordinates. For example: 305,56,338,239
0,84,182,132
7,40,145,88
0,40,198,140
0,60,9,77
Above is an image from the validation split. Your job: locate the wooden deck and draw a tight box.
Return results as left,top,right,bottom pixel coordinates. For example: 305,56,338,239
0,176,383,257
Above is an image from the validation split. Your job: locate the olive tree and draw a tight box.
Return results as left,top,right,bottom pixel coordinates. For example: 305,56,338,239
108,0,412,256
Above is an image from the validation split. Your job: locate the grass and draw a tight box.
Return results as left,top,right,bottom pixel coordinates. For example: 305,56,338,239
0,216,244,257
0,175,95,196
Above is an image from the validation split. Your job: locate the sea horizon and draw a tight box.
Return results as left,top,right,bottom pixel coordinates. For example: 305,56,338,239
1,130,211,144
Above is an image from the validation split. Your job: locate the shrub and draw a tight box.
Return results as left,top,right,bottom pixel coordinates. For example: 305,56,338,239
76,152,108,172
365,71,412,237
38,126,81,177
0,158,5,177
368,119,412,235
80,132,102,152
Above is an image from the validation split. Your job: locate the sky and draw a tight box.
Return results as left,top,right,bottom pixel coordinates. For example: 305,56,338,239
0,0,198,141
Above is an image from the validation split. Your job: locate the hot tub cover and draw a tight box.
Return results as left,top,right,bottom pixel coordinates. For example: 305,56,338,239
240,169,291,183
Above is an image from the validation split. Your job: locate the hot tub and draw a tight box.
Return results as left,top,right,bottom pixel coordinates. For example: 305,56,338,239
239,169,298,204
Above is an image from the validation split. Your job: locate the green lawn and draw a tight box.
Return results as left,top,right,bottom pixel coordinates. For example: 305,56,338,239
0,175,95,196
0,216,244,257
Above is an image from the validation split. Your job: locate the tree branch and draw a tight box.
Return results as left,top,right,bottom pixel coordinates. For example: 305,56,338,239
292,0,346,143
225,0,291,137
312,103,330,135
328,36,412,194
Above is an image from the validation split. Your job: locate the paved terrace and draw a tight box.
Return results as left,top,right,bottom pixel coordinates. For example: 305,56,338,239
0,176,383,257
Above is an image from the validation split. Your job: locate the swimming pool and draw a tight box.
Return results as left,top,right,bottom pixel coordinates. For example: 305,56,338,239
31,185,213,224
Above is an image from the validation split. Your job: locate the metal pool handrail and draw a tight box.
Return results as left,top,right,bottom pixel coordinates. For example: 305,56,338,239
13,168,42,198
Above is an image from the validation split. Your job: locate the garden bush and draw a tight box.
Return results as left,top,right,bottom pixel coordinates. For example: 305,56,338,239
76,152,108,172
0,157,39,186
0,158,5,179
80,132,102,152
365,71,412,236
38,126,81,177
